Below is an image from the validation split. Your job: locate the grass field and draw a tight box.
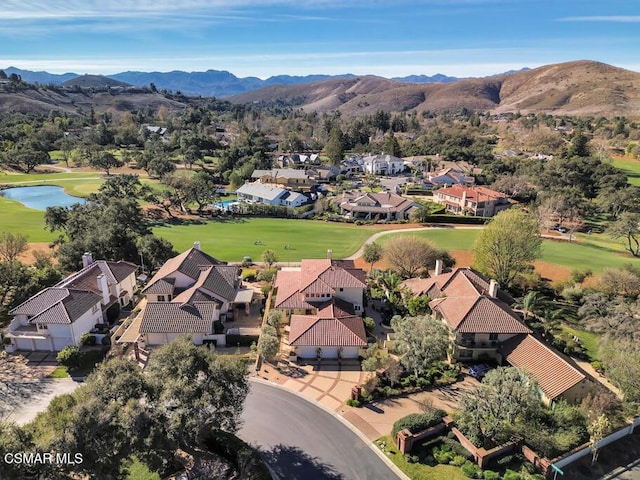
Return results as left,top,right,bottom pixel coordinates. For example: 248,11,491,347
0,199,55,242
375,437,467,480
611,157,640,186
0,171,105,197
153,218,383,262
560,325,600,361
379,229,640,273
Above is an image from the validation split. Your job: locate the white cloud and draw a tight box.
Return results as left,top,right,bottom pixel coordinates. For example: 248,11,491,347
558,16,640,23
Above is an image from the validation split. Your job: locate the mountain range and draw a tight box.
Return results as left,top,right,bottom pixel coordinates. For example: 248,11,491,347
3,66,462,98
1,61,639,118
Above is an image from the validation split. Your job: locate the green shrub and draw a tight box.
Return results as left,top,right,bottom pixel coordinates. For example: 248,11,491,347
391,410,446,438
101,336,111,346
460,460,481,478
346,399,361,408
405,454,420,463
503,469,522,480
452,455,467,466
483,471,499,480
56,346,83,370
441,437,474,459
433,445,455,464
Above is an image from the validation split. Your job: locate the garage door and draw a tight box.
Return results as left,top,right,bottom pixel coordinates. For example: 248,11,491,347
15,338,34,351
53,337,73,351
34,338,52,351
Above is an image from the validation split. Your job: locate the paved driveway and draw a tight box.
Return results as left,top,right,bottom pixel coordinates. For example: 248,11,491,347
0,351,82,425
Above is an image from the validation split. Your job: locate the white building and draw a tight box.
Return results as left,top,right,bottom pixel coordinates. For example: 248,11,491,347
362,154,406,175
236,182,308,207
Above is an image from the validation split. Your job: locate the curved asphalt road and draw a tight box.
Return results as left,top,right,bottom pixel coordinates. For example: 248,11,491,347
239,381,400,480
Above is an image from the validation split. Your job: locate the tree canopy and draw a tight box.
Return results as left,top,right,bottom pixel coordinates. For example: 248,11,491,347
384,235,453,279
473,209,542,288
390,314,449,377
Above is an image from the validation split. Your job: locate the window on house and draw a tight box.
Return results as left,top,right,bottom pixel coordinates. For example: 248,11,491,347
167,295,172,301
37,324,48,330
339,288,344,292
489,333,499,341
461,333,475,343
459,350,473,358
92,303,99,313
354,305,361,311
157,295,165,302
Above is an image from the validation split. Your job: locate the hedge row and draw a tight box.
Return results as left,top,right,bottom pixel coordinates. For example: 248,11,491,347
391,410,447,438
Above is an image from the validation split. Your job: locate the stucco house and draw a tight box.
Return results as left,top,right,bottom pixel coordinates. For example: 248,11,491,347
362,154,406,175
251,168,316,190
432,185,513,217
401,263,593,405
334,192,419,221
427,168,475,187
7,256,137,351
236,182,308,207
119,244,253,346
273,255,367,359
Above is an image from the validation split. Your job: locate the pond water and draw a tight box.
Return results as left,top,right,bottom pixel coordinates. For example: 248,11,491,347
0,186,86,210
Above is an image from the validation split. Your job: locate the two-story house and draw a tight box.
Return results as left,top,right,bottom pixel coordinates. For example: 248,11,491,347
401,263,593,406
362,154,406,175
432,185,513,217
273,254,367,359
7,256,137,351
251,169,316,191
120,244,254,346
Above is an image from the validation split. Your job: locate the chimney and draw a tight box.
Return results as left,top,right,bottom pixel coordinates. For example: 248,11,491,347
97,274,110,305
488,279,499,298
435,259,443,276
193,241,201,251
327,249,333,261
82,252,93,268
461,189,467,210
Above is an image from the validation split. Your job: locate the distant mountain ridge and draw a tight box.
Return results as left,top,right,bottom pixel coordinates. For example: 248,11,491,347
2,61,639,118
3,66,471,98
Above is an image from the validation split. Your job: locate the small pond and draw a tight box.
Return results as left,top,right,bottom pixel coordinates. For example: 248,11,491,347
0,186,86,210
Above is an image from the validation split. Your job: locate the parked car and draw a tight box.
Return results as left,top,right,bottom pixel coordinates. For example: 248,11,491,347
468,364,492,380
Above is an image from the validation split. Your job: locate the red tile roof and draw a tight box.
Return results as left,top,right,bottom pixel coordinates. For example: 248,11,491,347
502,334,587,401
435,185,507,202
289,299,366,347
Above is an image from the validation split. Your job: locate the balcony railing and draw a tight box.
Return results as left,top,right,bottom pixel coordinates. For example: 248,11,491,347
456,339,499,349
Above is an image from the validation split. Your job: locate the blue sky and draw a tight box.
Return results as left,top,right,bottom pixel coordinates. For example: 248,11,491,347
0,0,638,78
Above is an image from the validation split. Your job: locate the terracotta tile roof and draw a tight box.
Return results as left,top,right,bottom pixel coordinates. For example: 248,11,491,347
139,302,217,334
435,185,507,202
143,247,223,294
57,260,137,294
400,277,446,298
300,259,366,292
430,294,530,334
289,299,367,347
439,268,514,304
11,287,101,325
502,334,586,401
274,270,307,309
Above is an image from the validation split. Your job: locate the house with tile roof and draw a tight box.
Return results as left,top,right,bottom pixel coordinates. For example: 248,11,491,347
251,168,316,190
432,185,514,217
334,192,419,221
427,168,475,187
120,244,254,346
402,262,593,405
273,255,367,359
6,255,137,351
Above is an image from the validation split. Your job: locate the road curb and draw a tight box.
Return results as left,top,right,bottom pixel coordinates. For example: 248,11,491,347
249,376,411,480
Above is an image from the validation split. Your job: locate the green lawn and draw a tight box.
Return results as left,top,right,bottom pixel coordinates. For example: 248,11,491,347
380,229,640,273
0,199,55,242
375,436,467,480
0,171,105,197
153,218,383,262
48,366,70,378
560,325,600,361
378,229,480,251
611,158,640,186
